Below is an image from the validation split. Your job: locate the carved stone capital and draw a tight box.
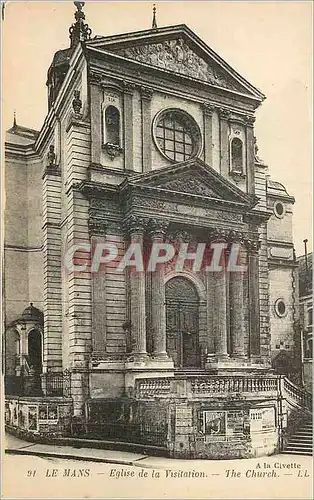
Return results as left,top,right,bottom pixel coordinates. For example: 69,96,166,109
89,71,102,86
208,228,247,245
218,107,231,120
202,102,216,116
244,114,256,127
123,81,136,94
148,219,169,239
208,228,230,242
126,215,149,236
140,86,154,100
227,230,246,245
88,219,107,236
244,239,261,254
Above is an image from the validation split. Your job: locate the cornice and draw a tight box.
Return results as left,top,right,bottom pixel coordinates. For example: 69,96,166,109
130,184,253,212
73,180,119,198
266,192,295,204
88,163,135,177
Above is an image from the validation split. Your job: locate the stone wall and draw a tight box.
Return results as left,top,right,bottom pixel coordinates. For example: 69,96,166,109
5,396,73,438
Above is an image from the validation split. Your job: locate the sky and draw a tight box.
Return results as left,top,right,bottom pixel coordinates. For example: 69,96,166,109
2,1,312,255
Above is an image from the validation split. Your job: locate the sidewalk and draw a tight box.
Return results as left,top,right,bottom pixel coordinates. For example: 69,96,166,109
5,433,152,467
5,432,313,470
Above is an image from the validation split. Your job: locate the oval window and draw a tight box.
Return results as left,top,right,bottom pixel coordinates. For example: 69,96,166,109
275,299,287,317
274,201,285,219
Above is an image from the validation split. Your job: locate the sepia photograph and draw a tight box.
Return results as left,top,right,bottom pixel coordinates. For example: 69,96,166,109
1,1,312,499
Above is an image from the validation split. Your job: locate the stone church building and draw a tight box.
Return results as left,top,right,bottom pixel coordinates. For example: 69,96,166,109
4,3,311,459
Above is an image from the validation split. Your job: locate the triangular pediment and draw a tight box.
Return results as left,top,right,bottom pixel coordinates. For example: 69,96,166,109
88,25,264,100
127,158,258,207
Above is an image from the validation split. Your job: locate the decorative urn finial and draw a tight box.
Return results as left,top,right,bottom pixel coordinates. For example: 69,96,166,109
69,1,92,48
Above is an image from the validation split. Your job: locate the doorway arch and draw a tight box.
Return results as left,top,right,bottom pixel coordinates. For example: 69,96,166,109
165,276,200,368
28,329,43,374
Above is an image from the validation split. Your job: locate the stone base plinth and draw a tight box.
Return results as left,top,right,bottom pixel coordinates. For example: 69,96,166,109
205,355,272,374
125,358,174,396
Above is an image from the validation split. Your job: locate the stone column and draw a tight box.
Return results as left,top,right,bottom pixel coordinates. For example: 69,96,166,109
128,216,148,359
202,102,215,166
219,107,231,178
123,81,135,171
210,230,229,360
140,86,153,173
229,236,246,359
149,219,169,360
245,115,256,195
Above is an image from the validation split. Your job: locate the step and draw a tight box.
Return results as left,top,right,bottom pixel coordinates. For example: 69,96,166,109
286,441,312,446
284,446,313,453
288,437,313,445
293,431,313,437
282,451,312,456
290,434,312,441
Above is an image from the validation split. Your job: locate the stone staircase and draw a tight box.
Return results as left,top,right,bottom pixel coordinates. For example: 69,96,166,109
283,419,313,456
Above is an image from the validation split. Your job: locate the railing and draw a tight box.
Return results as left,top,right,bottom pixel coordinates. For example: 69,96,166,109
41,370,71,397
281,376,312,411
70,419,167,448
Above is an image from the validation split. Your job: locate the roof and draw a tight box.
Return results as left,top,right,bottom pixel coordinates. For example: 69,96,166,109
5,123,39,146
51,47,74,67
21,303,44,323
297,252,313,296
266,178,294,201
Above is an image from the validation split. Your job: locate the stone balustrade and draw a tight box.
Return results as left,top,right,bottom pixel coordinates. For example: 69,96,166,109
281,376,312,411
136,378,171,398
135,375,280,399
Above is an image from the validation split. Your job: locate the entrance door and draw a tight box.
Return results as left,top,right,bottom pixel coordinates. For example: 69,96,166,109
165,277,200,368
28,329,42,374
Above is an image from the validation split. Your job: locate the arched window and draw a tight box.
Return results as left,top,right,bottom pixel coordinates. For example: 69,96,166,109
104,106,120,145
230,137,244,174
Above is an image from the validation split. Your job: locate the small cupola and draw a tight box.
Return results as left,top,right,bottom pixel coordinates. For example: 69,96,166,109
46,1,92,110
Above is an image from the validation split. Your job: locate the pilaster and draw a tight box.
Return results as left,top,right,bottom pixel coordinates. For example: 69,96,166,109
141,86,153,173
246,239,261,357
90,223,107,358
219,107,231,178
245,115,256,195
202,103,215,166
123,81,135,171
42,162,62,372
89,74,102,165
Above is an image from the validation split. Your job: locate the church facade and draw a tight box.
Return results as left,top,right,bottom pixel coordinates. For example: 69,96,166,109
4,3,310,459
